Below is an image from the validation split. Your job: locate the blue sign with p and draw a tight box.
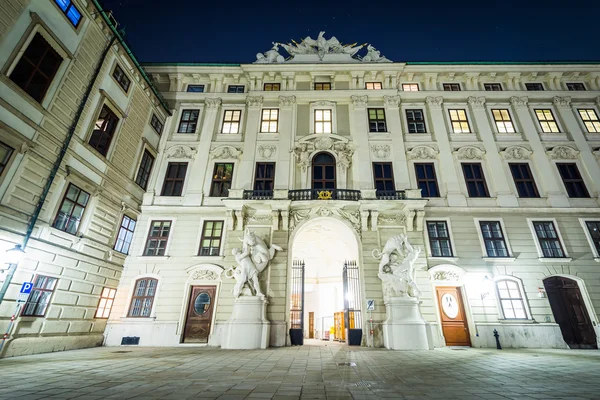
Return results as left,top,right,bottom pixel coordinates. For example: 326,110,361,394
20,282,33,294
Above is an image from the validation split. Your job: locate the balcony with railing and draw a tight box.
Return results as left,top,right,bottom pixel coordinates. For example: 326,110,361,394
243,190,274,200
288,189,362,201
227,188,423,202
375,190,407,200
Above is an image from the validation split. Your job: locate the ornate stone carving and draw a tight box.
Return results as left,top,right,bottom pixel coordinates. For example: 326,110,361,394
167,145,196,159
373,235,422,298
500,146,532,160
362,44,392,63
383,95,401,107
377,214,406,225
292,134,355,171
278,95,296,107
454,146,486,160
425,96,443,109
510,96,528,109
553,96,571,109
246,96,263,107
289,207,361,233
467,96,486,109
546,145,580,160
350,95,368,108
244,213,273,225
432,271,460,281
313,100,336,107
277,31,365,60
258,144,277,159
191,270,219,280
224,228,282,298
255,43,286,64
210,145,242,160
204,98,222,109
314,136,334,150
292,143,312,172
407,145,438,160
371,144,391,159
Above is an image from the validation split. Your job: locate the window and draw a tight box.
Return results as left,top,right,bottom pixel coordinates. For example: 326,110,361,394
254,162,275,192
556,163,589,198
9,33,63,103
134,150,154,190
566,83,586,91
525,83,544,91
150,114,163,135
584,221,600,254
222,110,241,134
264,83,280,91
177,110,199,133
314,82,331,90
89,105,119,156
314,109,332,134
443,83,461,91
484,83,502,91
491,109,515,133
368,108,387,132
199,221,224,256
187,85,204,93
260,109,278,133
496,280,527,319
53,183,90,235
414,163,439,197
479,221,509,257
54,0,82,26
161,162,187,196
0,141,15,177
22,275,57,317
462,163,489,197
534,109,559,133
532,221,565,258
210,163,233,197
227,85,245,93
401,83,419,92
373,162,395,196
366,82,382,90
112,64,131,92
509,163,539,198
406,109,427,133
95,287,117,318
114,215,136,255
143,221,171,256
578,109,600,133
427,221,453,257
128,278,158,317
449,109,471,133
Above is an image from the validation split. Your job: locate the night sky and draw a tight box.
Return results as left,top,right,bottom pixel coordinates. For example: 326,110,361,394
100,0,600,64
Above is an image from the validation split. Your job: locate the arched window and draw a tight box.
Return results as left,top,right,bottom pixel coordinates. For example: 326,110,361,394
128,278,158,317
496,279,527,319
312,152,336,189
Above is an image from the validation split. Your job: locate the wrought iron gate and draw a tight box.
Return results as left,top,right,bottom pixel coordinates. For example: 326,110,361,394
343,260,363,346
289,259,305,345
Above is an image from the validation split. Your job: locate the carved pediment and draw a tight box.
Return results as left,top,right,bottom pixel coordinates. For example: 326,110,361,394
407,145,438,160
454,146,486,160
546,146,579,160
428,265,466,282
187,264,225,281
210,145,242,160
500,146,532,160
290,206,361,234
166,145,196,159
293,134,354,170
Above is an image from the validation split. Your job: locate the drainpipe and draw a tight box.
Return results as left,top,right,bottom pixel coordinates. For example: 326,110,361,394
0,35,117,306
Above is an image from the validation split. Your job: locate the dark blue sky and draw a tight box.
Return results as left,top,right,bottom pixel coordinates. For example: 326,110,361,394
100,0,600,64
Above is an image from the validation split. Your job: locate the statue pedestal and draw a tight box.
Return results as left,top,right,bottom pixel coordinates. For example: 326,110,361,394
222,296,270,349
383,297,432,350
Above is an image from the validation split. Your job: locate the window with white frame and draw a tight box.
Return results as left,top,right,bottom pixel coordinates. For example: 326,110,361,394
478,221,510,257
496,279,528,319
260,109,278,133
577,109,600,133
401,83,419,91
448,109,471,133
582,220,600,256
365,82,382,90
491,109,515,133
95,287,117,318
531,221,566,258
426,221,454,257
222,110,241,133
534,109,560,133
128,278,158,317
314,109,332,134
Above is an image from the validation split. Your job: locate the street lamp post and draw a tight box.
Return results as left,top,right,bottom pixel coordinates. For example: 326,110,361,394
0,244,26,305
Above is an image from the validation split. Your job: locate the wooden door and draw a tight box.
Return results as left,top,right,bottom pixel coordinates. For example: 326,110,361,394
543,277,598,349
308,312,314,338
436,286,471,346
183,286,216,343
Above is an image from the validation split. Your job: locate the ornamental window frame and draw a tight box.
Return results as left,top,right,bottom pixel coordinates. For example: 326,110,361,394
309,101,337,134
219,107,244,134
260,109,279,133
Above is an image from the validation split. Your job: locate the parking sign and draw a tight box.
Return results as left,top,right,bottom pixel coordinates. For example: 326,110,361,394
20,282,33,294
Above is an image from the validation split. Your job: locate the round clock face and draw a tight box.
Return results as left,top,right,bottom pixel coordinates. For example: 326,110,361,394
441,293,459,319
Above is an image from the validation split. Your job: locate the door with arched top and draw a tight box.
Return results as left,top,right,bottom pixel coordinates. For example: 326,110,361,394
312,152,336,190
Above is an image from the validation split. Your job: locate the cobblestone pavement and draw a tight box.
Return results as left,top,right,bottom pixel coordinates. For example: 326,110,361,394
0,342,599,399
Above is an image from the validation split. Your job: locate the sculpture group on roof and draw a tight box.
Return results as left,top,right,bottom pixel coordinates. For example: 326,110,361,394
255,31,391,64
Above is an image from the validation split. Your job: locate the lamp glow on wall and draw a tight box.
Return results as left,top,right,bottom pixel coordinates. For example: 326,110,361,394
480,275,494,300
4,244,25,266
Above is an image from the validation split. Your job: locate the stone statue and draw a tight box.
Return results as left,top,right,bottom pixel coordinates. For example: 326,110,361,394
226,228,282,297
292,143,312,171
373,235,422,298
362,45,392,63
255,43,285,64
273,32,366,61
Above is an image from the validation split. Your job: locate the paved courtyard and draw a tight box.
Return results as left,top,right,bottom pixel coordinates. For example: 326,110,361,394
0,341,599,400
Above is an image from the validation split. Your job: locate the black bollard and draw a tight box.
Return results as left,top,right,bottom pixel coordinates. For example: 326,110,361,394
493,329,502,350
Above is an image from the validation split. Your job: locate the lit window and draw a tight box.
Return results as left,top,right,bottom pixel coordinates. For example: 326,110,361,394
128,278,158,317
448,109,471,133
402,83,419,92
491,109,515,133
260,109,278,133
187,85,204,93
496,280,527,319
54,0,82,27
366,82,382,90
427,221,453,257
150,114,163,135
95,287,117,318
578,109,600,133
210,163,234,197
368,108,387,132
22,275,57,317
222,110,241,134
143,221,171,256
566,83,585,91
479,221,509,257
314,110,332,133
112,64,130,92
114,215,136,255
532,221,565,258
534,109,559,133
178,110,199,133
227,85,245,93
89,105,119,156
484,83,502,91
443,83,461,91
53,183,90,235
525,83,544,91
314,82,331,90
199,221,224,256
0,141,15,177
264,83,280,91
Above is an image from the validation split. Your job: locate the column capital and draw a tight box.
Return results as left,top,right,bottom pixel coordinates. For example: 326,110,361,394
425,96,443,109
278,95,296,108
467,96,486,110
350,95,368,108
246,96,263,108
510,96,528,109
204,98,222,109
553,96,571,109
383,95,401,108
